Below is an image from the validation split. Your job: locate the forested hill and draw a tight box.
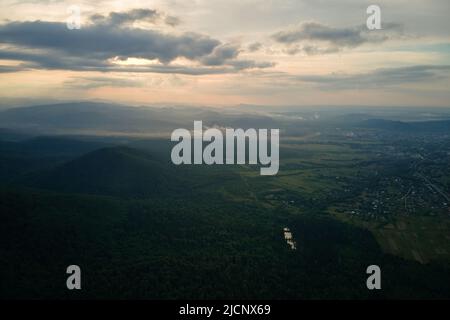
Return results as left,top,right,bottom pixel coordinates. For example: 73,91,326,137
20,146,181,198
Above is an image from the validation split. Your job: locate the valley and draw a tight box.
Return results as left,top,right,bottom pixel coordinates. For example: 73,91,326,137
1,103,450,299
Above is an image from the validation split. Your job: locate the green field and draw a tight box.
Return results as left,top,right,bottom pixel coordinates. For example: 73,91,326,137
235,139,450,266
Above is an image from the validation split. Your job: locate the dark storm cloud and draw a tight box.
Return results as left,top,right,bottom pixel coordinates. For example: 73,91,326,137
274,22,363,46
0,48,111,70
0,13,273,74
90,8,180,27
90,9,160,25
0,47,257,75
229,60,275,70
0,21,219,63
272,21,403,54
201,44,240,66
0,65,28,73
285,44,341,55
294,65,450,89
164,15,181,27
247,42,262,52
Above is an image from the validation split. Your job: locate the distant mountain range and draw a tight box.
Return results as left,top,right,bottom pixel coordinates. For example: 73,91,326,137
0,102,276,135
359,118,450,133
0,102,182,135
1,102,449,138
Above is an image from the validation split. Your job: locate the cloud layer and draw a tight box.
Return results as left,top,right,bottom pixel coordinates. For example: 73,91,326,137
272,21,403,55
90,8,180,27
293,65,450,89
0,9,273,74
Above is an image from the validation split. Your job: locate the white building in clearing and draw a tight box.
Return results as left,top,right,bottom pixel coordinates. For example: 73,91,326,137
283,227,297,250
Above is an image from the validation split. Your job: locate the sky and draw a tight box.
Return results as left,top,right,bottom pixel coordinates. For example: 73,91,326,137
0,0,449,107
